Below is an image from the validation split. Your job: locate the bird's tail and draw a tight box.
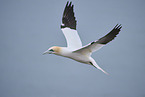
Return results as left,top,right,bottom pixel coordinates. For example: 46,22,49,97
89,57,109,75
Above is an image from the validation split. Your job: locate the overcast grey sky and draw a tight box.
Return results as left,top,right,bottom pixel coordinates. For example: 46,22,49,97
0,0,145,97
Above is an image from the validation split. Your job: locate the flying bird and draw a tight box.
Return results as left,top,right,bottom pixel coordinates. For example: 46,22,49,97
43,1,122,74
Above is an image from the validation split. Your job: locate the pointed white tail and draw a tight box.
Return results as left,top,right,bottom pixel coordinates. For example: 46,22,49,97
90,57,109,75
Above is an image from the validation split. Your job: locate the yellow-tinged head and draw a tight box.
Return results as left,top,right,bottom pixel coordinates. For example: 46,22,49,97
43,46,61,55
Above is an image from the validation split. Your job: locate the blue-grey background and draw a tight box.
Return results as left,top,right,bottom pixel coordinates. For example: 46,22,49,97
0,0,145,97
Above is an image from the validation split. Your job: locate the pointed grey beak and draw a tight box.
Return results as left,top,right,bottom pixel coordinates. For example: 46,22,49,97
43,51,48,55
43,50,52,55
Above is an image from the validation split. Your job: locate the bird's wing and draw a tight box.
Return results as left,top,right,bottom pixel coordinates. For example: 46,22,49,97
73,24,122,56
61,1,82,50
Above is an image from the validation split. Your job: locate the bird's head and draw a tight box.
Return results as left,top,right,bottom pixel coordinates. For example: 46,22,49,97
43,46,61,55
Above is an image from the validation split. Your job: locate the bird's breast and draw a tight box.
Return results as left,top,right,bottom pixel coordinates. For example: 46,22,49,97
64,53,90,64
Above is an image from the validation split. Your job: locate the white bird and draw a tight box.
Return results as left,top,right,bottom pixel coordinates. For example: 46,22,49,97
43,1,122,75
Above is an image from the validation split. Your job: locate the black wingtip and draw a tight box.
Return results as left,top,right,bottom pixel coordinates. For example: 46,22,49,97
61,1,77,30
114,24,122,31
118,24,122,30
66,1,69,5
96,24,122,44
114,24,118,28
69,1,72,5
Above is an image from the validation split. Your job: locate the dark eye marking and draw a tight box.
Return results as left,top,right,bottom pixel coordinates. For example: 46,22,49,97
49,49,54,52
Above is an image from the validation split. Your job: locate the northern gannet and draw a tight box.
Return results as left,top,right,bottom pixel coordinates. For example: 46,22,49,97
43,1,122,75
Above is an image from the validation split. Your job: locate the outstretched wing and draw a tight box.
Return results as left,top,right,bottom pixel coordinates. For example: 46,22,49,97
61,1,82,50
73,24,122,56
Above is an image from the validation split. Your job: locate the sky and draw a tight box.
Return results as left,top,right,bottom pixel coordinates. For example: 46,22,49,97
0,0,145,97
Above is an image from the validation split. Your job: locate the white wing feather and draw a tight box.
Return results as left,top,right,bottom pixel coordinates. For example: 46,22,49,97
61,27,82,50
73,42,105,56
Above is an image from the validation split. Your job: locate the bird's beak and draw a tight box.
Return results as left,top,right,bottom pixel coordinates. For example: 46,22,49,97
43,50,52,55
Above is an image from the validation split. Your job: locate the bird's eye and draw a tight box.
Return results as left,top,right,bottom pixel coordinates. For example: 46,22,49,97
49,49,54,52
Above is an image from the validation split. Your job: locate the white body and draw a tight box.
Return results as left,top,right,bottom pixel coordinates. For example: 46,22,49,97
44,46,108,75
56,47,90,64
